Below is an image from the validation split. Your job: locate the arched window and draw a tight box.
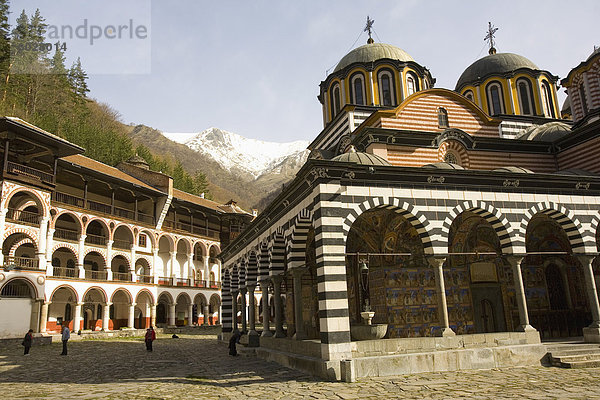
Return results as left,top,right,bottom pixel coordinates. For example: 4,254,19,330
579,84,589,114
377,70,395,106
65,303,72,321
486,82,505,116
406,73,419,96
517,78,534,115
541,81,556,118
350,73,366,105
52,258,61,268
330,83,341,117
438,107,449,128
444,151,460,165
463,90,474,102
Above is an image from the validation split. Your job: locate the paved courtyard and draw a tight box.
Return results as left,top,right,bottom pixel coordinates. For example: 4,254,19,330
1,334,600,399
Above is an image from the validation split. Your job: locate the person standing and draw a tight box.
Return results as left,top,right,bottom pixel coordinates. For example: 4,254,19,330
144,326,156,352
228,331,241,356
61,324,70,355
22,329,33,356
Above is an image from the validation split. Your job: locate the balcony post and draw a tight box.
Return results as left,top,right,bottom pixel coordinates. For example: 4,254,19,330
110,189,115,215
37,217,49,269
152,248,159,284
106,240,113,280
130,245,137,282
102,302,112,331
83,181,88,209
169,251,177,279
78,234,86,278
3,139,9,173
187,253,194,284
134,198,138,221
46,227,55,276
52,156,58,184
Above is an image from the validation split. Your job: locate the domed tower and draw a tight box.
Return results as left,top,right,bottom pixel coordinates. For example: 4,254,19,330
455,24,560,119
560,47,600,125
318,27,434,127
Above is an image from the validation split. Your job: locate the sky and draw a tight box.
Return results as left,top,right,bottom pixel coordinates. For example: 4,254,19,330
11,0,600,143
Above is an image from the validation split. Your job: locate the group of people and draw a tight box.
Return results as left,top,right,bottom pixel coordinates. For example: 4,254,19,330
21,325,157,355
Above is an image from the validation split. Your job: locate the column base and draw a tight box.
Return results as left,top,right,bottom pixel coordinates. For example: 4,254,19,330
274,330,286,338
248,330,260,347
293,332,307,341
583,326,600,343
435,327,456,337
516,324,537,332
261,329,273,337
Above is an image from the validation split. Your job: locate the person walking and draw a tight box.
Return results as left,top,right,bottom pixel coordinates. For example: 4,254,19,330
61,324,70,355
22,329,33,356
144,326,156,352
228,331,241,356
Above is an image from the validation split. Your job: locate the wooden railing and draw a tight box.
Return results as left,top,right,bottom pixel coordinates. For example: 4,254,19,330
112,239,132,250
52,191,156,226
85,233,107,246
3,256,41,270
53,267,77,278
85,270,107,280
6,161,54,184
194,279,207,288
209,280,221,289
137,275,153,283
176,278,190,286
52,192,84,208
6,208,41,225
158,276,173,286
112,271,132,281
87,199,112,214
54,228,79,241
163,220,220,239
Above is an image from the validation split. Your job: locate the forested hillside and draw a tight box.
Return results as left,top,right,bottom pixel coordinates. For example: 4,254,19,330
0,3,211,198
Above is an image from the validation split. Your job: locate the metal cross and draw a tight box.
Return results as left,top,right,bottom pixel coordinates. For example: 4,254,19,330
364,15,375,40
484,21,498,52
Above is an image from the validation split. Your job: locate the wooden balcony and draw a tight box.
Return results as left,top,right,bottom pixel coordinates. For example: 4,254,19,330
85,270,108,281
3,256,42,271
112,271,132,281
162,220,220,240
85,233,107,246
6,208,41,226
53,267,77,278
4,161,54,187
54,228,79,242
112,239,132,250
209,280,221,289
136,274,153,283
52,191,156,227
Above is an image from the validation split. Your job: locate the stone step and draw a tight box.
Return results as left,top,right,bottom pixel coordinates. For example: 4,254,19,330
545,344,600,352
547,348,600,357
554,359,600,369
551,354,600,363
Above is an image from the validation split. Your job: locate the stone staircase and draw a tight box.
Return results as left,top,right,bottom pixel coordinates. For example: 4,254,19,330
546,341,600,368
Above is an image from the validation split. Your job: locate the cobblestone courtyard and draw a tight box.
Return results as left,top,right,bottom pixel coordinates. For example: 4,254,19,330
1,335,600,399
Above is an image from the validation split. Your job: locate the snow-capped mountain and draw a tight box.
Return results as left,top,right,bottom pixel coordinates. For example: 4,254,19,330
182,127,310,179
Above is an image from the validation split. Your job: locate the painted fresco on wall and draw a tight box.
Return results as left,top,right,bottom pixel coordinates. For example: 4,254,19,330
346,208,442,338
524,214,591,338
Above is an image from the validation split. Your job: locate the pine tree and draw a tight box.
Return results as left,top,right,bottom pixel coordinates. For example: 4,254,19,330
68,57,89,97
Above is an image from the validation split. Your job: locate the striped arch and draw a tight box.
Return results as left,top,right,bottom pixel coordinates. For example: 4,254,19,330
176,292,192,305
520,202,589,253
438,140,470,168
210,293,221,306
137,229,156,249
193,240,208,257
194,293,208,306
84,217,110,236
52,242,78,256
110,287,133,303
134,255,153,266
157,232,176,251
3,227,38,243
157,291,174,305
112,223,135,242
51,210,84,232
135,288,155,304
342,197,434,254
591,215,600,251
82,286,108,303
269,228,286,277
238,259,247,288
246,252,258,287
3,186,49,216
287,208,313,269
257,240,270,282
442,200,514,253
83,248,107,264
175,236,192,253
111,252,131,266
8,237,36,257
49,284,78,303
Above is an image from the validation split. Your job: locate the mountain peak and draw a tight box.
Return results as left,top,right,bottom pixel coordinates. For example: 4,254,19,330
184,127,309,179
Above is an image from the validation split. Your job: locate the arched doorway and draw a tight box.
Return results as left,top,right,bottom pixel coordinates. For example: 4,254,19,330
110,289,132,330
135,290,154,329
346,207,428,338
82,288,106,331
156,293,172,327
524,214,590,338
448,211,511,334
209,294,221,325
48,286,77,332
0,278,37,336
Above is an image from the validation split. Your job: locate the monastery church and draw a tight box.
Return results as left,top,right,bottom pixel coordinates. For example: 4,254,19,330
219,22,600,380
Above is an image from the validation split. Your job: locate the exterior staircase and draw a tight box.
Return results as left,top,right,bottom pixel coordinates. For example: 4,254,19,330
546,341,600,368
